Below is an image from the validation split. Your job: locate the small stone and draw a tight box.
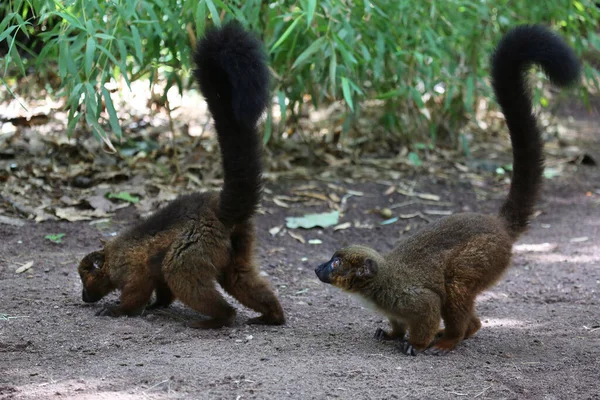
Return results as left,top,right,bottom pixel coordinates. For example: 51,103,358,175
380,208,393,219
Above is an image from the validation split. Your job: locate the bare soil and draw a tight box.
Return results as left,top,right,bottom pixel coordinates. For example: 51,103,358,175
1,111,599,399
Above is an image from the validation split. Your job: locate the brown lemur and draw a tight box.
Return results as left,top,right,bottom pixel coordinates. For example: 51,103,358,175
77,22,285,329
315,25,580,355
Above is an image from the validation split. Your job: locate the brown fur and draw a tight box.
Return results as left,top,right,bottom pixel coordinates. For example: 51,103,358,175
315,25,580,355
77,23,285,328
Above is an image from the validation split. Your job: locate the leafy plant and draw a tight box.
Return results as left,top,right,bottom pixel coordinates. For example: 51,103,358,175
1,0,599,148
107,191,140,203
45,233,66,243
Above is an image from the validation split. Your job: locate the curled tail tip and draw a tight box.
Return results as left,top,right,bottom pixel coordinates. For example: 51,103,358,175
193,21,270,126
492,24,581,88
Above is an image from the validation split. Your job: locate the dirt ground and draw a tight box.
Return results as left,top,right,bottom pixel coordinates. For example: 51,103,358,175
1,107,599,399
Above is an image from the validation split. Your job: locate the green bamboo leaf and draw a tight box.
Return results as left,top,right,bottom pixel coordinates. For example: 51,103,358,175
96,44,120,68
205,0,221,28
84,83,99,116
211,0,234,16
306,0,316,27
195,0,206,36
375,89,403,100
410,87,424,108
329,49,337,96
130,25,143,63
101,87,122,138
465,76,474,113
95,33,116,40
277,90,286,124
263,106,273,145
292,36,327,69
66,108,83,136
115,39,131,88
443,85,454,111
54,11,85,31
58,40,68,78
341,77,354,111
0,25,18,43
0,12,17,34
271,16,303,53
85,37,96,76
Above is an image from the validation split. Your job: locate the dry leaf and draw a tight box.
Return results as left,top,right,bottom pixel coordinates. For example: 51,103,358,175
514,243,559,253
384,186,396,196
269,226,283,236
346,190,364,196
333,222,352,231
298,192,330,202
15,261,34,274
570,237,589,243
329,193,341,202
288,231,306,244
272,198,290,208
0,215,25,227
454,163,469,172
423,209,453,216
416,193,440,201
55,207,110,222
399,212,421,219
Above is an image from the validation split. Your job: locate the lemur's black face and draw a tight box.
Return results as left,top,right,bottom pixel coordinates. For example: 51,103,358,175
315,247,379,292
78,250,114,303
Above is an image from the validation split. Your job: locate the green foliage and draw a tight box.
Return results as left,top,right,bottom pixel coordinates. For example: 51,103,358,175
107,191,140,203
44,233,66,243
1,0,599,147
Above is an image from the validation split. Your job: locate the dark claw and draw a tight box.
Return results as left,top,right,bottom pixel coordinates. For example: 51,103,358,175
423,346,451,356
396,340,418,356
95,307,119,317
147,301,169,310
374,327,387,341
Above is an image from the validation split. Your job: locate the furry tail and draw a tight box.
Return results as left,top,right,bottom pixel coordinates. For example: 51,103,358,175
491,25,580,238
193,22,270,226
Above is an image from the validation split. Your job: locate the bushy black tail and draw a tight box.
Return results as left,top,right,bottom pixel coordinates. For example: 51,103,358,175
491,25,580,238
193,22,270,226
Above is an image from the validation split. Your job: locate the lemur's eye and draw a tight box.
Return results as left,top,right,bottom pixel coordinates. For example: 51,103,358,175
331,258,340,269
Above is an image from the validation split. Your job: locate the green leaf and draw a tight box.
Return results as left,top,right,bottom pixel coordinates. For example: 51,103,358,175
285,211,340,229
341,77,353,111
130,25,143,63
58,40,68,78
101,87,122,138
85,36,96,76
329,49,337,96
195,1,206,36
543,167,560,179
107,192,140,203
380,217,399,225
211,0,234,16
271,15,303,53
263,106,273,145
410,87,424,109
375,89,404,100
306,0,316,27
408,152,422,167
465,76,475,113
0,25,18,43
205,0,221,28
292,36,326,69
54,11,86,31
45,233,66,244
277,90,286,124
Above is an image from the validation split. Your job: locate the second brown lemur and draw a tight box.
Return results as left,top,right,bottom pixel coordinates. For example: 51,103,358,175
315,25,581,355
77,22,285,328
